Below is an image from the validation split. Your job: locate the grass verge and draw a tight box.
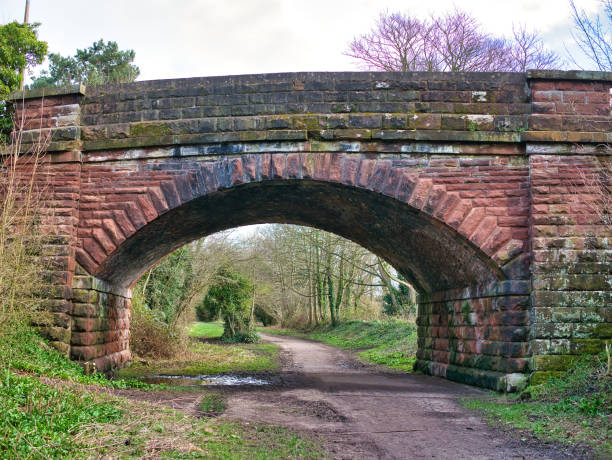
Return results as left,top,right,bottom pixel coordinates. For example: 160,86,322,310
461,355,612,459
0,323,325,459
189,321,224,339
263,320,417,372
118,322,280,378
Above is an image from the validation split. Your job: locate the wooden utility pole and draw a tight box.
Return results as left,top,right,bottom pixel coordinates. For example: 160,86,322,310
19,0,31,90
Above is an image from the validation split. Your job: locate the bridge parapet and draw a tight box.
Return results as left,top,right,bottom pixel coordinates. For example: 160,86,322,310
10,71,611,157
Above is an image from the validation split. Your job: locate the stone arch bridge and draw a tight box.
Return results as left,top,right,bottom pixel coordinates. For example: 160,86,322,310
9,70,612,391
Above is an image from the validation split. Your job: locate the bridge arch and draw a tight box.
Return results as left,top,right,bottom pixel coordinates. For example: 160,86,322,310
73,149,531,391
82,153,516,291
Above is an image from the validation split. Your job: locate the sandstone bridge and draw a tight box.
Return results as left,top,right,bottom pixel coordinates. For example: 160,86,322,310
9,70,612,391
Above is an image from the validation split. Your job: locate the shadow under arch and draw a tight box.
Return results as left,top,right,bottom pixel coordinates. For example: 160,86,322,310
93,179,505,293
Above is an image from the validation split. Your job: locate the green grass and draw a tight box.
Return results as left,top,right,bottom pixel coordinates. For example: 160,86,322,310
189,321,224,339
200,393,227,415
0,325,157,389
0,370,123,459
118,323,280,378
462,355,612,459
264,320,418,372
0,322,325,458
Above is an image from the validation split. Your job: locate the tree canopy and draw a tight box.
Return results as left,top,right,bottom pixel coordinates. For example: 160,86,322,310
0,21,47,139
345,9,561,72
30,39,139,88
201,266,256,342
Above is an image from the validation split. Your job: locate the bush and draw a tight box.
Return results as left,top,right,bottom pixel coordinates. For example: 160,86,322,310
220,331,261,344
201,267,255,339
129,290,185,359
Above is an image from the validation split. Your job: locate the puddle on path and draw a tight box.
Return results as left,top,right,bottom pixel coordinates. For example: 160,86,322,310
140,374,271,386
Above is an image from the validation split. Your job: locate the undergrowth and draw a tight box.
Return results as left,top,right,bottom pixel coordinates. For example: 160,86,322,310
0,325,154,389
462,354,612,458
122,322,274,379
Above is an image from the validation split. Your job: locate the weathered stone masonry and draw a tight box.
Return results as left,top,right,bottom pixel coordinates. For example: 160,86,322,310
7,70,612,390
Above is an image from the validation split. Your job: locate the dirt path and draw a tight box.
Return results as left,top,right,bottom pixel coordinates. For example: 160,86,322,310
220,333,590,460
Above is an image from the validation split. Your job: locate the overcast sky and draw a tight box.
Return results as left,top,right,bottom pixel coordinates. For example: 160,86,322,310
0,0,606,82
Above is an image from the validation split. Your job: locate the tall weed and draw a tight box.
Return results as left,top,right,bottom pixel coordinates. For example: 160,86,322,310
0,112,50,331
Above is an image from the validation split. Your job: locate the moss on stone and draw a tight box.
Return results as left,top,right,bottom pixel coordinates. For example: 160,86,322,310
532,354,576,371
595,323,612,338
130,122,172,137
529,370,564,386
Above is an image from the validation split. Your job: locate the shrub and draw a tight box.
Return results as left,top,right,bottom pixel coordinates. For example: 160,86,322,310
201,267,255,340
129,290,185,359
220,330,261,344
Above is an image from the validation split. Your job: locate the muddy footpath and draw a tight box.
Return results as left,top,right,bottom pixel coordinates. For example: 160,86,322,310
124,333,595,460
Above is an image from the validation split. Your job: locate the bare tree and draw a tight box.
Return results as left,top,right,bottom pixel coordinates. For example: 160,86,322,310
345,9,560,72
345,13,431,72
508,25,563,71
569,0,612,71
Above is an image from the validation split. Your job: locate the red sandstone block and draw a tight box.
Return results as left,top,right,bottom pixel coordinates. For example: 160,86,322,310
381,168,402,197
341,156,360,186
555,81,606,91
328,154,343,183
158,181,181,209
562,91,587,104
174,175,196,201
445,200,472,229
286,154,300,178
71,345,103,361
498,216,528,227
357,159,375,188
112,210,136,236
201,162,218,192
458,207,486,237
470,216,497,246
312,154,328,181
586,91,611,104
529,115,563,131
147,187,170,215
532,102,556,114
82,238,106,264
230,158,245,185
242,155,258,181
433,193,460,220
556,103,610,115
531,81,556,91
408,179,433,209
396,172,418,203
75,248,98,275
532,90,563,103
301,154,314,179
369,160,392,192
137,194,159,221
92,228,116,255
271,155,287,179
258,153,271,180
423,185,446,215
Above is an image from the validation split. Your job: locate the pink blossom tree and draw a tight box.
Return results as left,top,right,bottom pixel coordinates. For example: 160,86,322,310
345,9,561,72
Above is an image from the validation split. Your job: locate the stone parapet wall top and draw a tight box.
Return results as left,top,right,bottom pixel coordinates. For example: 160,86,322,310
9,84,86,101
527,69,612,82
9,71,612,154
